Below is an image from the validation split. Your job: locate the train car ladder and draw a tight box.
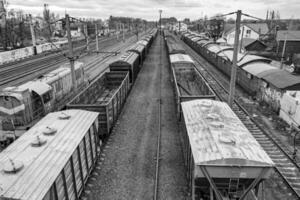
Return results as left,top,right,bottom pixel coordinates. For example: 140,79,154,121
228,178,239,197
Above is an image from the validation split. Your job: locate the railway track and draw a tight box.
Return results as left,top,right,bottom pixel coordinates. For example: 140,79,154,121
0,33,135,87
178,37,300,199
154,33,163,200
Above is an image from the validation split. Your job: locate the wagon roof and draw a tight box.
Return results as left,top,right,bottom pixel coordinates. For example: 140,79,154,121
0,110,99,200
196,39,211,46
181,99,274,166
137,40,148,46
111,51,139,66
207,45,233,54
170,53,194,64
126,43,145,54
242,62,277,78
220,50,271,66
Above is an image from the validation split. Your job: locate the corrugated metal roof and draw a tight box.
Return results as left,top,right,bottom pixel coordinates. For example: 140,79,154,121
0,109,99,200
208,45,233,54
170,53,194,64
218,51,270,66
202,41,215,47
191,37,203,42
126,43,145,54
261,70,300,89
181,99,274,166
242,62,277,78
111,51,139,66
238,55,271,67
196,40,210,46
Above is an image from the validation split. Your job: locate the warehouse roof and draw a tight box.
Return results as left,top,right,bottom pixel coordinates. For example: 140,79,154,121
181,99,274,166
261,70,300,90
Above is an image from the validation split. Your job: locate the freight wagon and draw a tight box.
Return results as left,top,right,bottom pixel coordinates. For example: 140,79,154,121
170,54,216,119
109,51,140,83
126,43,146,64
66,71,130,137
181,99,274,200
0,109,100,200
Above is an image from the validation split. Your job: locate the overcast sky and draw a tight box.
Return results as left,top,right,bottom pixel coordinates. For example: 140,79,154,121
7,0,300,21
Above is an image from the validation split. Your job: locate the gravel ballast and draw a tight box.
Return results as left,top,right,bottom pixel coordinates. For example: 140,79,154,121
84,34,189,200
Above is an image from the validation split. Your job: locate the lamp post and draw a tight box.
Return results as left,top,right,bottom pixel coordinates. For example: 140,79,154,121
159,9,162,34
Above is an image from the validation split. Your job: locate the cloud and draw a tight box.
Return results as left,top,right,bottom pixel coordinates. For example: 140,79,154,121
6,0,300,20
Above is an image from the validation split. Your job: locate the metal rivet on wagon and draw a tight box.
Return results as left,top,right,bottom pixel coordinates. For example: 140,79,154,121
31,135,47,147
3,159,24,174
43,126,57,136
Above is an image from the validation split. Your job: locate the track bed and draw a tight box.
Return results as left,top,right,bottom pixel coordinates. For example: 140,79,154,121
83,34,189,200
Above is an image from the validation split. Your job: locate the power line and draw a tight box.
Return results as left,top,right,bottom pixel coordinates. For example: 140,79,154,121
242,13,264,21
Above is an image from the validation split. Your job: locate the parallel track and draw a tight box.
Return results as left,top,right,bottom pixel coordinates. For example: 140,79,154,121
154,33,163,200
179,37,300,199
0,34,135,86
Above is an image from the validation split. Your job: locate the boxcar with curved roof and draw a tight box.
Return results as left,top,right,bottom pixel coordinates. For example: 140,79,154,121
181,99,274,200
0,109,100,200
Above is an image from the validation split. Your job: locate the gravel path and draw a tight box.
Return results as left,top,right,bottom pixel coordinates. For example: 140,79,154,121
83,34,188,200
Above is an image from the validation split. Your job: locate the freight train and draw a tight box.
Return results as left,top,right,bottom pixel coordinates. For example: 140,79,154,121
0,29,158,145
180,31,300,127
0,29,158,200
163,30,274,200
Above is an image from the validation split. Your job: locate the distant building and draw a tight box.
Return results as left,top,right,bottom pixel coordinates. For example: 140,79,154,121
241,38,267,52
223,23,269,45
172,22,187,32
276,30,300,62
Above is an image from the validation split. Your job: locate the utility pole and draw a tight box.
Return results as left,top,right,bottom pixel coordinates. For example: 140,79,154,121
159,9,162,35
95,23,99,52
122,23,125,42
280,32,288,69
135,23,139,41
116,22,119,40
228,10,242,107
239,25,244,53
0,0,7,50
28,14,37,55
84,24,89,51
65,14,77,90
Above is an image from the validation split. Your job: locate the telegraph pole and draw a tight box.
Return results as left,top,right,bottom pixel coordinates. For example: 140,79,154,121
65,14,77,90
84,24,89,51
28,14,37,55
95,23,99,52
122,23,125,42
280,32,288,69
159,9,162,34
0,0,7,50
228,10,242,107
